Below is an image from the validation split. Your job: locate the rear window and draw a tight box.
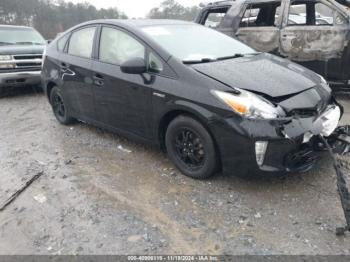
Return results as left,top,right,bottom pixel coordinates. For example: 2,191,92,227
0,27,45,46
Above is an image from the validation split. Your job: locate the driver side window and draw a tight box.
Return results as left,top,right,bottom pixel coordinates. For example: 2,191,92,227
99,26,146,65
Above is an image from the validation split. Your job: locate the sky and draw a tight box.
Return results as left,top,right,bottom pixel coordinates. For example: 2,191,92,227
69,0,204,18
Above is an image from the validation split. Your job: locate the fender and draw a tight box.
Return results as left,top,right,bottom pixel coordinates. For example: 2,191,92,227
154,98,221,148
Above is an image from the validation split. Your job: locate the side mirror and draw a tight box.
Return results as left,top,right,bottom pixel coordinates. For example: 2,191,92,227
120,58,147,74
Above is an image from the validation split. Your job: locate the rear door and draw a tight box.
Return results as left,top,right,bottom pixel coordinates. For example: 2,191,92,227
60,26,97,120
91,25,156,139
236,1,283,53
279,0,349,78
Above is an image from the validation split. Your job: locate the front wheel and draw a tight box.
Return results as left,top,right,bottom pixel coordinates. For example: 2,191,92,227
165,115,218,179
50,86,74,125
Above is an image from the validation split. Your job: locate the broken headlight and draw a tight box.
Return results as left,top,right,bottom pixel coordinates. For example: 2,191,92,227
212,89,283,119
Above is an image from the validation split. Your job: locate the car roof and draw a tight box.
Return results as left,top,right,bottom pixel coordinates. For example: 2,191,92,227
55,19,201,64
203,0,346,5
203,0,236,7
0,24,33,30
82,19,195,28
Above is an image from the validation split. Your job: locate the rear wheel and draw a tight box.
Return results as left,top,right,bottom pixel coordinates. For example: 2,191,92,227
50,86,74,125
165,115,218,179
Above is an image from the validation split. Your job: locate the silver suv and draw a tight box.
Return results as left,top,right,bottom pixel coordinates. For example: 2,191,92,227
0,25,46,96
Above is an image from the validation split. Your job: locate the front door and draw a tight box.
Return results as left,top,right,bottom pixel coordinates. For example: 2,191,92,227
236,1,283,53
91,26,154,139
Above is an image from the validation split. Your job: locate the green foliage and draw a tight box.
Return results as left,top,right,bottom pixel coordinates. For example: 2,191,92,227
0,0,128,39
147,0,200,21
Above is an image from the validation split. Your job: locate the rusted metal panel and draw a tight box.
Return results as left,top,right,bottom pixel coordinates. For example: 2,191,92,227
280,26,349,61
198,0,350,82
236,27,280,52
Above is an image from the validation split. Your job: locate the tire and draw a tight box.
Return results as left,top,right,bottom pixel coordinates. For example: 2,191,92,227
32,84,43,93
50,86,74,125
165,115,218,179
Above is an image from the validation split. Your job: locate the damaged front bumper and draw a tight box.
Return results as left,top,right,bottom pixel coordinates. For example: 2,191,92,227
210,103,350,175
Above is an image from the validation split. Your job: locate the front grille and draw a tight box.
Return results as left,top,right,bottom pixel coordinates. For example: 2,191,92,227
12,54,42,69
290,108,318,118
16,62,41,67
13,54,42,60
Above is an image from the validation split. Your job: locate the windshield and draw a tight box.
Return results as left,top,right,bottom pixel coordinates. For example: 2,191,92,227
142,24,255,63
0,27,46,46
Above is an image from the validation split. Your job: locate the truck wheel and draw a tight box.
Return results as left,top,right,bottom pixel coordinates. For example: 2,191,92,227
165,115,218,179
50,86,74,125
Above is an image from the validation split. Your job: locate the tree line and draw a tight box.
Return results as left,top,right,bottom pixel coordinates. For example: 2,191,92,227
0,0,127,39
147,0,200,21
0,0,201,39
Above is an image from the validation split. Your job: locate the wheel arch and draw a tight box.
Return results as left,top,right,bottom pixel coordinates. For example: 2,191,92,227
46,81,57,102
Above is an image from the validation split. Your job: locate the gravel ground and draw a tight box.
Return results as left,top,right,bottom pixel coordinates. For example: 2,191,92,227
0,88,350,255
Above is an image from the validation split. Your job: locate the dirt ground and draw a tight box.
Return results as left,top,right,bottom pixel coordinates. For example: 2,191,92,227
0,88,350,255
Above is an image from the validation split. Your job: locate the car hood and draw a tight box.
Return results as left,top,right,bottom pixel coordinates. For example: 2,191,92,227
0,45,45,55
192,53,322,98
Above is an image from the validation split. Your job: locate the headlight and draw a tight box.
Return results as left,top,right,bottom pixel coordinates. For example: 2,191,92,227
0,55,12,61
212,89,283,119
0,64,15,69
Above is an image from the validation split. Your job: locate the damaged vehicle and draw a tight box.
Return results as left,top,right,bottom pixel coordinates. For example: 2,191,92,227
196,0,350,90
0,25,46,96
42,20,348,179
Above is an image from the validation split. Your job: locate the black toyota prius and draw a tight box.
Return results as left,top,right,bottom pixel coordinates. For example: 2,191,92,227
42,19,344,179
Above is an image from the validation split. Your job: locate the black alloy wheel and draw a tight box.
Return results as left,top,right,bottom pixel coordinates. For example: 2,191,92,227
165,115,218,179
50,86,74,125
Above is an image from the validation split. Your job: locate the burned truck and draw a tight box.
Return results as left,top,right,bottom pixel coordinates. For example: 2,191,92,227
195,0,350,90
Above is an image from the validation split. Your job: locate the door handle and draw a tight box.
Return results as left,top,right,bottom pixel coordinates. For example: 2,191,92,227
93,73,104,87
60,62,68,72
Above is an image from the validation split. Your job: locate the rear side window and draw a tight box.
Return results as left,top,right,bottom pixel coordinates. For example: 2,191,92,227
68,27,96,58
99,27,145,65
57,34,70,52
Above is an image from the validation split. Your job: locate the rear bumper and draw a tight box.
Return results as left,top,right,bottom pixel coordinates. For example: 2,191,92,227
209,104,342,176
0,71,41,87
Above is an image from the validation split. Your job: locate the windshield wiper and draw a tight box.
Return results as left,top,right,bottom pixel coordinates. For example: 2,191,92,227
183,52,262,64
217,52,261,61
183,58,216,64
